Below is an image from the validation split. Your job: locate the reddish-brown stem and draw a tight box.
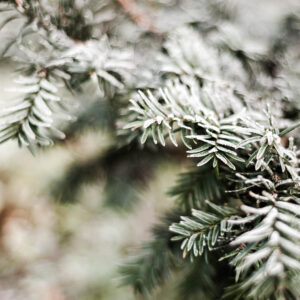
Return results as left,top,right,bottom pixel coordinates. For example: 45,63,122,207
116,0,157,33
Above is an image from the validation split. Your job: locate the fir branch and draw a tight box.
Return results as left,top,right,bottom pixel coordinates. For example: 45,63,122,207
226,199,300,299
0,72,70,148
62,38,135,97
124,80,250,170
169,201,241,260
119,211,182,296
167,167,223,212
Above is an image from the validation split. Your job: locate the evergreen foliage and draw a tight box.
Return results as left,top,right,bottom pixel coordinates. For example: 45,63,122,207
0,0,299,299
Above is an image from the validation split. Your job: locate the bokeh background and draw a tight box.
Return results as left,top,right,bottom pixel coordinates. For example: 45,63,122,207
0,61,184,300
0,0,299,299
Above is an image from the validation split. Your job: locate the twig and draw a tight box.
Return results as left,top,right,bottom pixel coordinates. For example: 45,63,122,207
116,0,157,33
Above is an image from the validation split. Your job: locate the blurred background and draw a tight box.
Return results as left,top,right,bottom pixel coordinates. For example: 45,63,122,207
0,0,299,299
0,62,185,300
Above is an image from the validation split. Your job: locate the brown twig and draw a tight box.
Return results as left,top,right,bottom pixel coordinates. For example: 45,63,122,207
116,0,158,33
15,0,23,7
